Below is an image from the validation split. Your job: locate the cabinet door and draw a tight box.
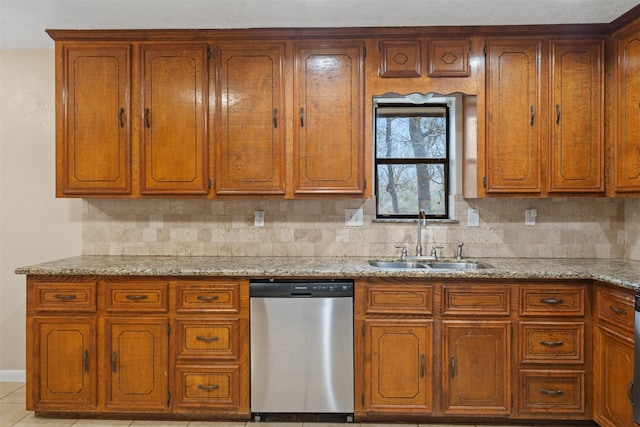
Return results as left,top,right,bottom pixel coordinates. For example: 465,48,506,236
216,43,286,195
362,320,432,413
57,44,131,196
140,44,209,195
442,321,511,415
486,39,542,194
294,42,365,195
105,318,168,412
615,28,640,192
549,39,604,192
593,326,635,427
31,317,96,410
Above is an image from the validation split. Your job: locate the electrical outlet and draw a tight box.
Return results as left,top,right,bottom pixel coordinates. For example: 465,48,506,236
345,208,364,227
525,209,537,226
254,210,265,227
468,209,480,227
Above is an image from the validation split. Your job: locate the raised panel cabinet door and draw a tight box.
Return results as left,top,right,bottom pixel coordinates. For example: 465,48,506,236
294,42,365,195
486,39,542,194
140,44,209,195
216,44,286,195
105,317,168,412
593,326,635,427
549,39,604,192
442,321,511,415
32,317,96,410
362,320,432,413
58,44,131,195
615,28,640,192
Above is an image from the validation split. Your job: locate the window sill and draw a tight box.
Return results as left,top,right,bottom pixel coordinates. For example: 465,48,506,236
373,218,459,225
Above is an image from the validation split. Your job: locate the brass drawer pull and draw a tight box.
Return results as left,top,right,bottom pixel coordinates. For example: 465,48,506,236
540,340,564,347
450,355,456,379
196,336,219,342
111,352,118,373
125,294,148,301
83,350,89,372
540,298,564,305
609,305,628,315
197,384,220,391
420,354,425,378
197,295,220,302
541,388,564,396
54,294,77,301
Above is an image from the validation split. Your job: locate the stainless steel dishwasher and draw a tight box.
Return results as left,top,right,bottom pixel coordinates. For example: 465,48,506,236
249,279,354,421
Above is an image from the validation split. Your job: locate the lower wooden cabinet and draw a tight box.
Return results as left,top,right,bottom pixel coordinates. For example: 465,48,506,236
30,317,97,411
442,321,511,415
104,318,169,412
26,276,249,419
362,320,433,413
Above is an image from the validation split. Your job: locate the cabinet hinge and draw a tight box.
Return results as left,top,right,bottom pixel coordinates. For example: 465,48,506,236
208,47,215,60
167,323,171,335
483,176,487,188
378,41,381,51
511,325,513,339
361,324,365,336
484,45,487,57
168,391,171,406
361,393,365,406
208,178,212,190
363,178,367,190
363,47,367,58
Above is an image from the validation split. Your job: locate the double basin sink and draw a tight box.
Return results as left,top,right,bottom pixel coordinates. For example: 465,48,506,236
369,260,490,270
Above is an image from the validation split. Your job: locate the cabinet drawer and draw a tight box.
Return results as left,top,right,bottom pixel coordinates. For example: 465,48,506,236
32,282,96,312
104,282,168,313
442,285,510,316
519,322,584,364
519,370,585,415
364,285,433,315
175,319,240,360
176,283,240,313
520,286,585,317
596,287,634,331
173,366,240,411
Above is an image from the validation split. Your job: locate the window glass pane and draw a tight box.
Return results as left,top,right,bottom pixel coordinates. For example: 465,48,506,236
376,108,447,159
376,164,446,216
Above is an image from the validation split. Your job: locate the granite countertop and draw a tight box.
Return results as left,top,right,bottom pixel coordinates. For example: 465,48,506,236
14,255,640,291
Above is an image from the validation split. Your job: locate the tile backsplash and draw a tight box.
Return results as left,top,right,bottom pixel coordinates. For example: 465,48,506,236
82,195,631,260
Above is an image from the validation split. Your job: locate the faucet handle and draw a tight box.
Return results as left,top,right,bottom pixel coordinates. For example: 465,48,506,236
395,245,408,260
430,245,444,260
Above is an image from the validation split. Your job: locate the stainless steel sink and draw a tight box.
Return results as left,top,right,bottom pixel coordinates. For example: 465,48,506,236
368,261,428,269
425,262,489,270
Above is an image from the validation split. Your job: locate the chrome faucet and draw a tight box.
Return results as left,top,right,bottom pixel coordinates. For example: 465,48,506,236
416,209,427,256
456,242,464,260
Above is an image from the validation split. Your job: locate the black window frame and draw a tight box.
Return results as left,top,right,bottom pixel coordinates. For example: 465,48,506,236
374,102,450,220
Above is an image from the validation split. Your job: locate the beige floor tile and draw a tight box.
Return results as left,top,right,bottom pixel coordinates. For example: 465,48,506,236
0,402,31,427
247,423,303,427
0,383,25,400
11,413,77,426
1,386,26,404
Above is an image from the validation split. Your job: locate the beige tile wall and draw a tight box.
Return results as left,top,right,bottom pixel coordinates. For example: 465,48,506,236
626,198,640,261
83,196,627,259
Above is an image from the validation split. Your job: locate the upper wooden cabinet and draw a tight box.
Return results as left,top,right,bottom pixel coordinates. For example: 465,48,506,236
614,21,640,194
293,42,365,195
549,39,604,193
140,44,210,195
56,44,132,196
215,43,286,195
484,37,604,196
485,39,543,194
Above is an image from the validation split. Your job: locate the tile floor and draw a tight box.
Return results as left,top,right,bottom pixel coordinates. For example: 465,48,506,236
0,382,597,427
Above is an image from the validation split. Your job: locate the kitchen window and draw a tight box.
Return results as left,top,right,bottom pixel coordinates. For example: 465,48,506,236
374,98,451,219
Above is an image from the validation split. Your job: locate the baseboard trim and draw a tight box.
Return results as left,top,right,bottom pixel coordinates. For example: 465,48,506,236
0,370,26,382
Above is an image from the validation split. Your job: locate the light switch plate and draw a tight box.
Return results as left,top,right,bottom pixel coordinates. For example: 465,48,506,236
468,209,480,227
345,208,364,227
254,210,265,227
525,209,537,226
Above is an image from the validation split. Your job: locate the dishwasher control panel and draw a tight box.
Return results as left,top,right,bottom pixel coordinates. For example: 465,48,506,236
249,279,354,298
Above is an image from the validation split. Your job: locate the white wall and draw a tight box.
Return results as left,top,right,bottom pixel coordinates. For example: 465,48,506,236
0,49,82,377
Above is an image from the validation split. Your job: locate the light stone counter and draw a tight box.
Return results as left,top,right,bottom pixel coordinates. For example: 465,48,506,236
14,256,640,291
